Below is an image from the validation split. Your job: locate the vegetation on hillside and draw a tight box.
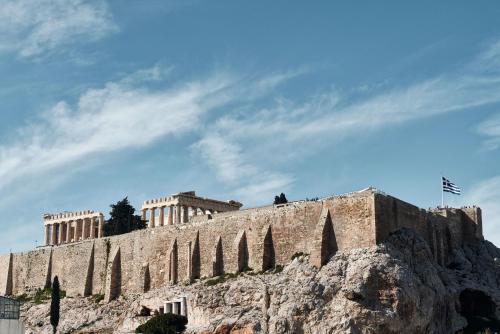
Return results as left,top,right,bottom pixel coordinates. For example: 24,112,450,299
273,193,288,205
104,197,146,237
135,313,187,334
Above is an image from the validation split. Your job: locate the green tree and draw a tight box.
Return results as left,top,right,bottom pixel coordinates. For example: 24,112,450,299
104,197,146,237
135,313,187,334
50,276,60,334
273,193,288,205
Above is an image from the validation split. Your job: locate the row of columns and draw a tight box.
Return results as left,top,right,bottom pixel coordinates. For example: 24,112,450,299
44,215,104,246
161,297,187,317
142,205,217,228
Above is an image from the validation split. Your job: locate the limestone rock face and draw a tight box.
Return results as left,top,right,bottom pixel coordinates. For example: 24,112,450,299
21,229,500,334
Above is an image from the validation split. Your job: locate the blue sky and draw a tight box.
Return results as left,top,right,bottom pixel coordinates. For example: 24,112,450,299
1,1,500,253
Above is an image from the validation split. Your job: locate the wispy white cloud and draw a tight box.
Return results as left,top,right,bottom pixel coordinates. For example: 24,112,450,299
0,68,235,190
0,65,303,202
192,132,294,204
191,38,500,203
477,113,500,151
465,176,500,247
0,0,118,58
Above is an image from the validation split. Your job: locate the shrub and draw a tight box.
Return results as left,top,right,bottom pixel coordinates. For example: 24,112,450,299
34,288,51,304
14,294,31,302
273,265,284,274
135,313,187,334
92,294,105,304
139,306,152,316
291,252,305,260
205,276,225,286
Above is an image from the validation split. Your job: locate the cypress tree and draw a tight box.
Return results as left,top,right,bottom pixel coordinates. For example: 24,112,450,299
50,276,60,334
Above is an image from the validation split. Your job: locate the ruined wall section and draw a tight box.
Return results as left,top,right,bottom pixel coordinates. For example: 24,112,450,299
323,191,377,251
10,249,52,295
373,194,483,266
0,254,11,295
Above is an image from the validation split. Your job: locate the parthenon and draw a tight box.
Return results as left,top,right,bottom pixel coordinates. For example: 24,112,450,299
43,210,104,246
141,191,242,227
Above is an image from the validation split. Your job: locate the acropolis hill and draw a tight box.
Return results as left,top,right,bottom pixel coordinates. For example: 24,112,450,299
0,187,483,306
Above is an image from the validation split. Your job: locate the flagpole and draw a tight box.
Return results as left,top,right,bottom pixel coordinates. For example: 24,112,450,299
441,176,444,208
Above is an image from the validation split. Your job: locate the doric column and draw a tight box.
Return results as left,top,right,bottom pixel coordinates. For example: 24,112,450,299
150,207,156,228
172,302,179,315
45,225,50,245
90,217,96,239
165,302,172,314
192,207,198,217
98,215,104,238
159,206,165,226
66,221,72,242
176,204,181,224
182,206,189,223
58,222,64,244
168,205,174,225
51,223,57,246
141,209,146,222
82,218,88,240
74,220,79,241
180,297,187,317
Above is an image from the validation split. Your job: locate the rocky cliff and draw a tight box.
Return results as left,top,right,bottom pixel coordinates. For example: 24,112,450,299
19,229,500,334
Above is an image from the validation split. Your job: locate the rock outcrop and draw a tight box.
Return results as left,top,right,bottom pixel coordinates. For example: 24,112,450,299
20,229,500,334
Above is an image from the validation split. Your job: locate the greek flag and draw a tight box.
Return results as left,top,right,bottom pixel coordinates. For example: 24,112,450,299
442,177,461,195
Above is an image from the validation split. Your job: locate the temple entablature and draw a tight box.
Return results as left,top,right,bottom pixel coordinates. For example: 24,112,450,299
43,210,104,246
141,191,242,227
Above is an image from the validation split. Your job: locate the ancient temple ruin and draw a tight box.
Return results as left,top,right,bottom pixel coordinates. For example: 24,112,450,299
140,191,242,227
43,210,105,246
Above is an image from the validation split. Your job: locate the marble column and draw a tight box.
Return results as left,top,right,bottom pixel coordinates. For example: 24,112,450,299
141,209,146,222
172,302,179,315
159,206,165,226
150,207,156,228
82,218,88,240
180,297,187,317
182,206,189,223
45,225,50,246
176,204,181,224
58,222,64,244
90,217,96,239
98,215,104,238
168,205,174,225
192,207,198,217
66,221,72,242
74,220,79,241
51,224,57,245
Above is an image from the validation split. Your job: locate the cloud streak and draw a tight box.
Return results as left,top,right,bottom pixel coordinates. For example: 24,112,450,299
0,0,117,58
477,113,500,151
190,38,500,203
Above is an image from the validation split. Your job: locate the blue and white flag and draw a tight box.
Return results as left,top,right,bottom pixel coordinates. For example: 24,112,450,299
442,177,461,195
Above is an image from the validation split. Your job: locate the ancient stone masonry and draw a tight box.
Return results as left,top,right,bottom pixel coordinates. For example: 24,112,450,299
43,210,104,246
141,191,242,227
0,188,484,304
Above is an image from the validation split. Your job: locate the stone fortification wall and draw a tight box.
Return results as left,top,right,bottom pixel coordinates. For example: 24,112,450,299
0,189,483,300
373,193,483,266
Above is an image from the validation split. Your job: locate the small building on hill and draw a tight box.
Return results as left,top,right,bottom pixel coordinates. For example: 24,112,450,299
0,296,24,334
